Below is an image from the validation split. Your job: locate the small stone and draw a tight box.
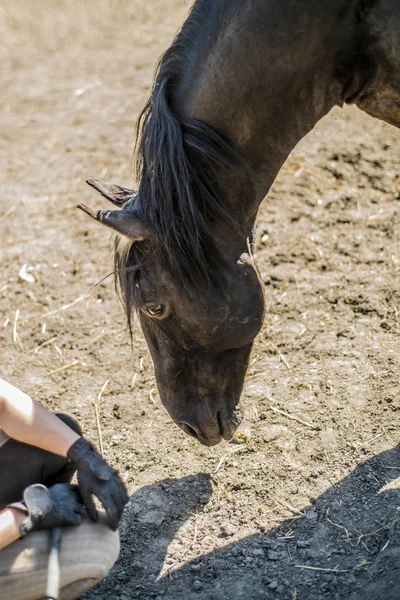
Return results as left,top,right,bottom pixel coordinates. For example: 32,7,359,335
253,548,265,557
305,510,318,522
211,559,226,570
139,511,166,526
267,550,281,561
306,548,326,560
268,580,278,590
193,580,203,591
220,523,235,537
210,593,225,600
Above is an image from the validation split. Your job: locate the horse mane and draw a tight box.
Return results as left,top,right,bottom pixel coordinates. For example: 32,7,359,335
115,0,245,323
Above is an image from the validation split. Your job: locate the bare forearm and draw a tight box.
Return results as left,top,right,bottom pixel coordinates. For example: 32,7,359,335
0,508,24,550
0,378,80,456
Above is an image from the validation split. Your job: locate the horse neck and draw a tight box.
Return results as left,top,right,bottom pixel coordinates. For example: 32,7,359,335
178,0,362,229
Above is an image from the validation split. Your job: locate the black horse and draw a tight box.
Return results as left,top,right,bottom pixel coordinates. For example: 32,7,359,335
80,0,400,446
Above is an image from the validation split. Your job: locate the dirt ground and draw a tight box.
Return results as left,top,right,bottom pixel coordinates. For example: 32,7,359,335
1,2,400,599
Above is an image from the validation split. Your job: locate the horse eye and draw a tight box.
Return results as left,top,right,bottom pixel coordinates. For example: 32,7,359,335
146,304,165,318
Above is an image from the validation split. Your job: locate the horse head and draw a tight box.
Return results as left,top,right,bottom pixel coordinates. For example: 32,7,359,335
80,179,265,446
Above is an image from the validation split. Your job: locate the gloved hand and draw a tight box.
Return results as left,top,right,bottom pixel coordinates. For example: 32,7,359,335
67,437,128,531
12,483,84,536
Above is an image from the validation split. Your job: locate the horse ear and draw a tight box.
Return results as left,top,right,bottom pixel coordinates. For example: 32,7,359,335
78,204,148,242
86,178,135,208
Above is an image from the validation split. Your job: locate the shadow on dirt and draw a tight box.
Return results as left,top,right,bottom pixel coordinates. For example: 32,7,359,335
84,448,400,600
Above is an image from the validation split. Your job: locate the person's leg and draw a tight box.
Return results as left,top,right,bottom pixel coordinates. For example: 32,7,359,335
0,414,81,510
0,515,119,600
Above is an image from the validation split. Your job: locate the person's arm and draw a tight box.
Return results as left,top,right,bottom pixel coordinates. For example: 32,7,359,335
0,377,128,530
0,508,24,550
0,378,79,456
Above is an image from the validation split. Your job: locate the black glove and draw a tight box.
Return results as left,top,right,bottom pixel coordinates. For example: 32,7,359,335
15,483,84,536
67,437,128,531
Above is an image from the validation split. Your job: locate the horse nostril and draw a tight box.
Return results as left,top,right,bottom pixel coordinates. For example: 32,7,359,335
178,422,199,439
216,410,237,441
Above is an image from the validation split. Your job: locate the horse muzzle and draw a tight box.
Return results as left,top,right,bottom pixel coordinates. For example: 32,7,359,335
176,406,242,446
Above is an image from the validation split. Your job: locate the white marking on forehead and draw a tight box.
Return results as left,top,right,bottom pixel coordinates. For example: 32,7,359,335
236,238,255,267
237,251,253,266
246,236,255,266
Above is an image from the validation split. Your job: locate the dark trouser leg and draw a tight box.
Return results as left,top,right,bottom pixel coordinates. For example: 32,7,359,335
0,413,81,510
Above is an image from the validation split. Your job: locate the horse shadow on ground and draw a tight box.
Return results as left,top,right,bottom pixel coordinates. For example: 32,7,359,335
83,446,400,600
